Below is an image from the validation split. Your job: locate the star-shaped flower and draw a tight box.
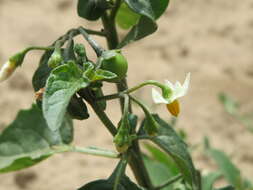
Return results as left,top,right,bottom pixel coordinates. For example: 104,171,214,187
152,73,191,117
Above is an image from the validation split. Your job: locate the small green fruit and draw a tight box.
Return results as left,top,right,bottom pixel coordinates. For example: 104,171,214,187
100,50,128,82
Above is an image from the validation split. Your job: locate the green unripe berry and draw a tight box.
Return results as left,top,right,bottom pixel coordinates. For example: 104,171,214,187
100,50,128,82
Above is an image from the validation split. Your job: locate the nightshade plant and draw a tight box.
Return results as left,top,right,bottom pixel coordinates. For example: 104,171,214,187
0,1,234,190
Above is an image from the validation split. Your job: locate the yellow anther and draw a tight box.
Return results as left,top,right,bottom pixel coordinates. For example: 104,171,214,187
166,99,180,117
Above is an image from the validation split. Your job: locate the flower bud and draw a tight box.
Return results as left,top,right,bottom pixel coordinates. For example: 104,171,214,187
74,43,86,57
0,51,25,82
47,49,63,68
113,116,133,153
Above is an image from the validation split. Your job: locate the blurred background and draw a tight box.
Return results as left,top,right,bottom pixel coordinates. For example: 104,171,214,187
0,0,253,189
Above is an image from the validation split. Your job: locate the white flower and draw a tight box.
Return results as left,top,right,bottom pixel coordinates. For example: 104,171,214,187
0,60,17,82
152,73,190,116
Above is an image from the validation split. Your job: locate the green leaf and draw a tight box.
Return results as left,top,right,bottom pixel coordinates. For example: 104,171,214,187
143,155,174,189
77,0,109,21
205,146,245,190
78,160,145,190
0,104,73,173
150,0,170,19
93,69,117,81
144,143,179,175
141,114,199,189
202,172,222,190
123,0,155,20
78,179,125,190
116,3,141,30
117,0,170,46
43,61,89,131
118,16,157,48
32,50,53,92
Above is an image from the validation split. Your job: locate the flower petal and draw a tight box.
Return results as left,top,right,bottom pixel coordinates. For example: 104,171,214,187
165,80,175,91
152,88,168,104
182,72,190,96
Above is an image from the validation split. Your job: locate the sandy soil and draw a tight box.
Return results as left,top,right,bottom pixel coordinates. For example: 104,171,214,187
0,0,253,189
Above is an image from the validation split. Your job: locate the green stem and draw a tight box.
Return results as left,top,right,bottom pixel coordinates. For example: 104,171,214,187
130,96,151,116
78,27,105,56
53,27,106,48
90,101,118,136
96,80,170,102
101,4,153,189
127,80,168,94
72,146,119,159
96,92,123,102
113,153,128,190
53,145,119,159
154,174,182,190
110,0,122,20
101,9,129,113
24,46,54,53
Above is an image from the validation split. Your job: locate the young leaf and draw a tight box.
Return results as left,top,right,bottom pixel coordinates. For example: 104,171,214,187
116,3,141,30
93,69,117,81
0,104,73,173
43,61,89,131
140,114,199,190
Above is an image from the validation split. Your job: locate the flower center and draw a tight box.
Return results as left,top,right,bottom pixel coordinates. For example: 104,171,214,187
166,99,180,117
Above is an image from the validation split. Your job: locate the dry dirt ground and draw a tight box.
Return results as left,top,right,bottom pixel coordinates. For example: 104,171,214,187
0,0,253,189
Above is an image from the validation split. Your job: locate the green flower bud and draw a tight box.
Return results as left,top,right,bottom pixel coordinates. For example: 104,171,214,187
48,49,63,68
100,50,128,82
113,116,135,153
74,43,86,57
